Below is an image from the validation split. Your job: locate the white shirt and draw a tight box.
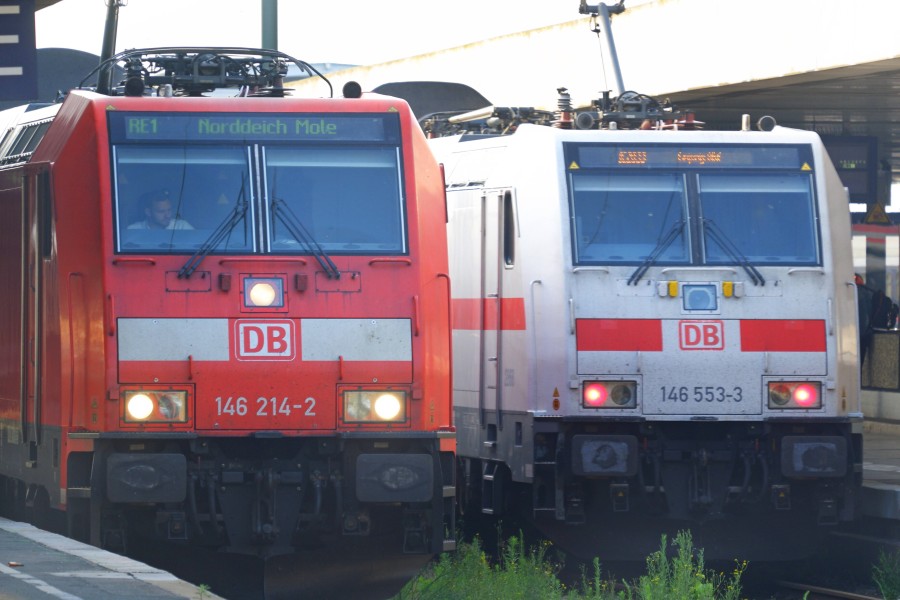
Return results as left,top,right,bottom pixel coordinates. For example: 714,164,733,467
127,219,194,230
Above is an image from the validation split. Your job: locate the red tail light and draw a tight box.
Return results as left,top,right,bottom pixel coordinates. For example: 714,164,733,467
583,383,608,407
767,381,822,409
793,384,818,407
582,381,637,409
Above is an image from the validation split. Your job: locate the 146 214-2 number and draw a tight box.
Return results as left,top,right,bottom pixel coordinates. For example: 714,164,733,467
214,396,317,417
660,386,743,402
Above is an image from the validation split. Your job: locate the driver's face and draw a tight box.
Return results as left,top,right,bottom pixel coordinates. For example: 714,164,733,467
147,199,173,228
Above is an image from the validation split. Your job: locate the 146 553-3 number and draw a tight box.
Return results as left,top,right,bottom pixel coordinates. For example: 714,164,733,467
660,386,743,402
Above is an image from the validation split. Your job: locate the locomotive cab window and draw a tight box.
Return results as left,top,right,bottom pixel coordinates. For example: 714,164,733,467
265,146,405,254
569,172,687,264
114,146,253,253
564,142,821,268
699,173,818,265
109,112,407,256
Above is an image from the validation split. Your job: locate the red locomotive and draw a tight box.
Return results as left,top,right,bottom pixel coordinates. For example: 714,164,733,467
0,48,454,590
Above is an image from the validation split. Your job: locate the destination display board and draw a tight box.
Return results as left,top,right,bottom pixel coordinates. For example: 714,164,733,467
568,143,811,171
109,112,400,144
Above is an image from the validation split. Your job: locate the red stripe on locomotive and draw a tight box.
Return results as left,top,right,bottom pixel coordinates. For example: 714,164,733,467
451,297,527,330
575,318,826,353
739,319,826,352
575,319,664,351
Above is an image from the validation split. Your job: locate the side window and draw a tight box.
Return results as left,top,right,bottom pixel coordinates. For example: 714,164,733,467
38,170,53,259
503,190,515,266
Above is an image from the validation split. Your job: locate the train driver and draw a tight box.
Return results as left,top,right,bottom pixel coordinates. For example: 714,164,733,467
128,191,194,230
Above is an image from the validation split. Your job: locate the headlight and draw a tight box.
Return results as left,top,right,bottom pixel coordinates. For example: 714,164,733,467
126,393,154,420
123,390,188,423
682,283,718,311
343,390,407,423
243,277,284,308
374,394,402,420
767,382,822,409
582,381,637,408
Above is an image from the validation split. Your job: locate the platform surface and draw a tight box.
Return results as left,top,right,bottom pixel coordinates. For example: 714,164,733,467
0,518,225,600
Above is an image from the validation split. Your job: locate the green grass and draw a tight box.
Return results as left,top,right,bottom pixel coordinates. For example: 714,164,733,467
873,547,900,600
396,530,747,600
622,531,746,600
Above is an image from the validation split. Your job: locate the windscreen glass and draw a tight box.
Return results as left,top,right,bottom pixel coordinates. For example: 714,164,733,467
114,145,253,253
571,173,687,264
564,142,820,267
699,173,818,264
266,146,405,254
109,112,406,256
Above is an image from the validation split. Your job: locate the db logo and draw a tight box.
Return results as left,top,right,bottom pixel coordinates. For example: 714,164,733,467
235,320,296,361
679,320,724,350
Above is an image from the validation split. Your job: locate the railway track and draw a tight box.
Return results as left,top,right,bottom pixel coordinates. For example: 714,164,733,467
759,525,897,600
776,580,880,600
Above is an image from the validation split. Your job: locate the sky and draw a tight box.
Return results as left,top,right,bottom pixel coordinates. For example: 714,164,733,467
35,0,582,66
32,0,900,213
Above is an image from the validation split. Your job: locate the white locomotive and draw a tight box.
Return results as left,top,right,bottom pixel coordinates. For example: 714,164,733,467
419,72,863,558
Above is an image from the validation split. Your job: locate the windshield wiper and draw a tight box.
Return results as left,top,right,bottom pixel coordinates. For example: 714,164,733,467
628,220,685,286
178,177,248,279
702,218,765,286
271,198,340,279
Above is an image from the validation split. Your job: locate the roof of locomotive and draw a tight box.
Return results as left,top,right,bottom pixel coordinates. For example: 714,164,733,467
430,122,832,192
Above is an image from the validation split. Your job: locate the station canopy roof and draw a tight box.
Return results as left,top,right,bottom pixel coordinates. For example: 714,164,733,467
663,58,900,186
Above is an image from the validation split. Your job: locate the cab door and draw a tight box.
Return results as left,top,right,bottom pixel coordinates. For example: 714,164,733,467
0,170,26,454
22,167,51,457
479,191,502,429
449,186,514,457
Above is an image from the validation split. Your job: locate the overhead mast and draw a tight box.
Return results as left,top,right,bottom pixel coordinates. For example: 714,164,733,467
262,0,278,50
96,0,126,95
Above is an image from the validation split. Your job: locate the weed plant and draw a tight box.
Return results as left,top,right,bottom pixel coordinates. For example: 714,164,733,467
620,531,746,600
873,547,900,600
397,534,565,599
397,530,746,600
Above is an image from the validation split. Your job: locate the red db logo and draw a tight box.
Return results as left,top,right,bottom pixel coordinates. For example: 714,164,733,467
679,320,724,350
235,320,296,361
